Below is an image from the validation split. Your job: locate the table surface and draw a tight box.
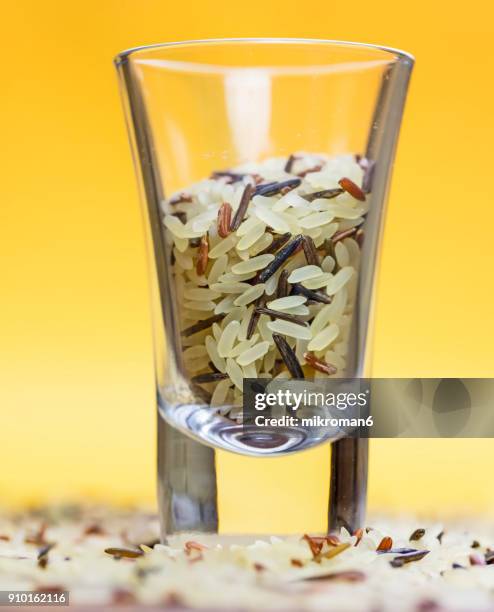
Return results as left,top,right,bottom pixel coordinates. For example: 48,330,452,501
1,507,494,611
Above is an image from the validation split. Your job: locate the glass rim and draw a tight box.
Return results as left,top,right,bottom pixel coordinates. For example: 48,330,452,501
114,37,415,73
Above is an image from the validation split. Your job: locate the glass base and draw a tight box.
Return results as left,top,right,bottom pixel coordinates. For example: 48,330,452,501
157,412,367,537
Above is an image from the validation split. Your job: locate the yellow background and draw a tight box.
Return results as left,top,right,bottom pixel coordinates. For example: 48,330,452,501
2,0,494,529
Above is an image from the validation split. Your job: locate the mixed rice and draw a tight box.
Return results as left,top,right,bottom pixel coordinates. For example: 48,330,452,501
2,507,494,610
166,153,372,408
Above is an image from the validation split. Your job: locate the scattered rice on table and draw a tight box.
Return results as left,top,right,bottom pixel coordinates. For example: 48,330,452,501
2,507,494,610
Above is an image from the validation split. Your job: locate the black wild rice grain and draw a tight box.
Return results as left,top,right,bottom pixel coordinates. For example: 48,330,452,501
255,179,301,197
284,154,296,173
208,361,220,373
254,181,277,195
377,548,418,555
302,188,343,202
276,269,290,299
105,547,144,559
485,551,494,564
323,238,336,259
257,235,303,283
272,334,305,379
181,314,224,337
390,550,429,568
255,307,307,327
38,556,49,569
292,283,332,304
191,372,229,384
37,543,54,568
410,528,426,541
211,171,246,183
230,184,255,231
259,232,291,256
302,235,320,266
246,310,260,339
37,543,54,559
246,296,265,339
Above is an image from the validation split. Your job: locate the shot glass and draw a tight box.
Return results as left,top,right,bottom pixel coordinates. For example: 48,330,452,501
115,38,413,537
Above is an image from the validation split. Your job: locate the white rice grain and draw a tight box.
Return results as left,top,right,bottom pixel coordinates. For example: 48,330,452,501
214,296,236,315
280,304,310,316
217,320,241,358
321,255,336,273
183,345,208,360
208,234,237,258
253,205,290,233
236,223,267,251
236,215,264,237
184,287,221,301
335,241,350,267
266,295,307,310
210,282,252,294
287,266,323,284
242,362,257,379
184,300,216,311
326,266,354,295
232,254,274,275
207,255,228,284
233,284,266,307
205,335,227,373
236,341,270,366
222,307,245,327
173,248,193,270
310,303,333,336
307,323,340,351
301,273,333,290
210,378,232,407
267,319,311,340
212,322,222,342
298,211,335,229
265,269,281,295
226,358,244,391
248,232,273,256
164,215,188,238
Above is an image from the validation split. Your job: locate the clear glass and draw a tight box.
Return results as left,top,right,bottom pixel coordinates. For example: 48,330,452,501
115,38,413,535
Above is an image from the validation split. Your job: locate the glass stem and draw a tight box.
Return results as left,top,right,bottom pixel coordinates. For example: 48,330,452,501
328,438,368,533
158,415,218,538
